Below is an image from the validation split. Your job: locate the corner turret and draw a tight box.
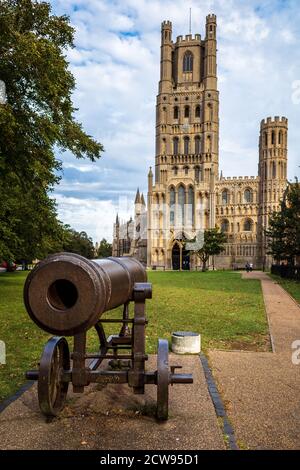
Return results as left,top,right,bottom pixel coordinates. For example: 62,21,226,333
204,14,217,90
134,188,141,204
159,20,173,93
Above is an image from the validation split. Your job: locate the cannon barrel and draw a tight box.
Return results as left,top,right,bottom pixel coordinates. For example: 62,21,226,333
24,252,147,336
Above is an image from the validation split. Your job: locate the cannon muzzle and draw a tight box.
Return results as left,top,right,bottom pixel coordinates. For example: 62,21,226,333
24,252,147,336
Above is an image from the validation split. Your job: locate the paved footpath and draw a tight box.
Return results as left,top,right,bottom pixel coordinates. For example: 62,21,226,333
0,355,224,450
210,272,300,450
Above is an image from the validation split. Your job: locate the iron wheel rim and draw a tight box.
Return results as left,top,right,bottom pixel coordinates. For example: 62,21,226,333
38,336,70,417
157,338,169,420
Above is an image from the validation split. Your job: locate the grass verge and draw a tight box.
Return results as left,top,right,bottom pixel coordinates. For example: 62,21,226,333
270,274,300,305
0,270,269,403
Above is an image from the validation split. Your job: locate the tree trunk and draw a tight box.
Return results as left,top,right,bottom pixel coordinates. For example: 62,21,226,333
201,257,208,272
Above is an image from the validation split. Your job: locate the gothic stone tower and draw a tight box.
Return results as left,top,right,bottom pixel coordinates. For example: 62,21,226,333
147,15,219,270
258,117,288,267
213,116,288,270
112,189,147,262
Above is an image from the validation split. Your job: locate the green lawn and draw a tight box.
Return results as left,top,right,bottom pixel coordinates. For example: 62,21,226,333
270,275,300,304
145,271,269,353
0,272,49,403
0,270,269,403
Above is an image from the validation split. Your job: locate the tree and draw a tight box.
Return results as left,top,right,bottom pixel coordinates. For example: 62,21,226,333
191,228,227,271
62,228,95,259
3,173,68,262
265,211,287,263
266,181,300,264
0,0,103,261
96,238,112,258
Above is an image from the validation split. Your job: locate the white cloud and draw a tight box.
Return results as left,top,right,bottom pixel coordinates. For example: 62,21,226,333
50,0,300,241
281,29,295,44
219,9,270,41
54,194,134,242
63,162,104,173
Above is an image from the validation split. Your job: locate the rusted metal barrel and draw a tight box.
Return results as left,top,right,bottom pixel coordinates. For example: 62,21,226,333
24,252,147,336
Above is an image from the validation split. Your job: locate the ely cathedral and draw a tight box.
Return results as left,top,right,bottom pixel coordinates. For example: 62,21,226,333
112,15,288,270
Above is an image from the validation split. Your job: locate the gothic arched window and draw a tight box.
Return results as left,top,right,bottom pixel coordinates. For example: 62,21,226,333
244,189,253,203
173,137,179,155
278,131,282,145
195,166,201,183
221,219,229,233
272,131,275,145
178,185,185,225
188,186,194,225
207,134,211,152
264,132,268,147
184,105,190,118
183,51,193,72
170,187,175,225
244,219,253,232
222,190,229,205
184,136,190,155
174,106,179,119
195,105,201,118
195,136,201,154
272,161,276,178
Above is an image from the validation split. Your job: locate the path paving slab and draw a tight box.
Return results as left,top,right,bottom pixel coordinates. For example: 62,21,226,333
209,350,300,450
0,355,225,450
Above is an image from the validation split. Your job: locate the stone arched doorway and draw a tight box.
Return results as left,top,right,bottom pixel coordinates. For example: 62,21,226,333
171,242,190,271
172,243,180,270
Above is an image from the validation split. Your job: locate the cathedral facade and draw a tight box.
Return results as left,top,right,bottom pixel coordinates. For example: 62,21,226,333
113,15,288,270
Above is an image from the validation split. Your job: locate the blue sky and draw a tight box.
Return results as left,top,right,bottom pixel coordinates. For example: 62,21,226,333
50,0,300,242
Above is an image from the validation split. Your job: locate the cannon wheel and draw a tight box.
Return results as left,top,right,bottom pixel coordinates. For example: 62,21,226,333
38,336,70,417
156,339,170,420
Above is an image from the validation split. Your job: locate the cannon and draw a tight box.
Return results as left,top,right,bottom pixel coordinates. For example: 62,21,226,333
24,253,193,420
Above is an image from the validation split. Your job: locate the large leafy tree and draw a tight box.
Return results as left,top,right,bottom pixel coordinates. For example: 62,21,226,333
96,238,112,258
62,228,95,259
266,181,300,264
0,0,103,261
190,228,227,271
1,174,65,262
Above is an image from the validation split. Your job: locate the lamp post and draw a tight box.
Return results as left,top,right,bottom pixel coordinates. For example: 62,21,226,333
0,80,7,104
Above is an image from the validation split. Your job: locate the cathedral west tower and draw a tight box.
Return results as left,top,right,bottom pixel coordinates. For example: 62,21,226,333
147,15,220,269
113,14,289,271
